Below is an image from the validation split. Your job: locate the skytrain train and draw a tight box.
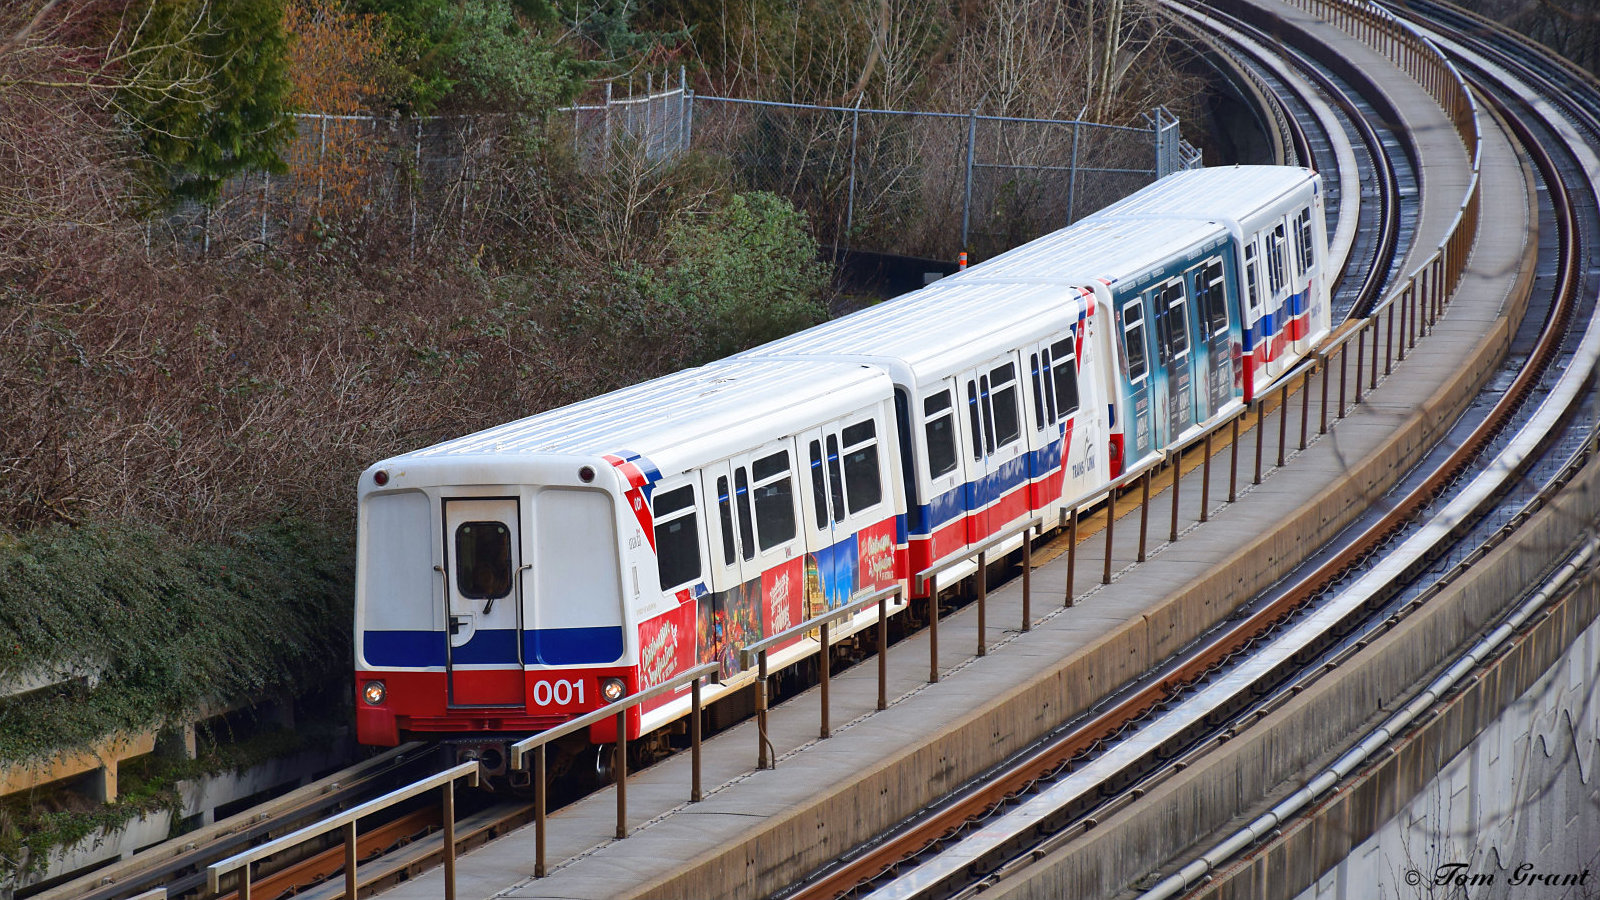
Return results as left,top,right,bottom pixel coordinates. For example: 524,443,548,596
353,166,1331,768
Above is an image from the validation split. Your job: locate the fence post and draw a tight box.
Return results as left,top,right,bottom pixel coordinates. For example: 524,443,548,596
846,95,863,253
962,108,977,252
1068,115,1083,225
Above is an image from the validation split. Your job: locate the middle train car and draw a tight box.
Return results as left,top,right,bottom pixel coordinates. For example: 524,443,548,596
352,165,1330,755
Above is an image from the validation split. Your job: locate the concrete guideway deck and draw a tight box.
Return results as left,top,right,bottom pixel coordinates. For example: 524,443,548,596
352,10,1530,900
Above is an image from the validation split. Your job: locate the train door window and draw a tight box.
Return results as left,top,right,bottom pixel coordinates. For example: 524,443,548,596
979,375,996,455
989,362,1020,448
1244,241,1262,314
841,420,883,513
652,485,702,590
751,450,796,551
923,392,958,478
1030,354,1046,430
1039,349,1059,424
1163,281,1190,360
1050,338,1080,416
1122,299,1149,383
1267,224,1287,294
1198,261,1228,336
454,521,512,600
825,434,846,524
1294,208,1313,277
734,468,755,561
716,476,736,566
967,381,983,461
808,441,830,529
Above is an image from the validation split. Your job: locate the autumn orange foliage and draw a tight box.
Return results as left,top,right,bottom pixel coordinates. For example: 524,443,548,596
282,0,387,223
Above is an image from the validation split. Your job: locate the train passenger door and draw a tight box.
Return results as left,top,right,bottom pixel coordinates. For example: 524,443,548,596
916,384,964,570
1263,220,1292,380
1240,237,1267,401
1117,294,1156,466
705,461,751,601
1190,258,1233,415
1152,278,1196,438
801,428,848,615
733,441,803,636
960,354,1028,542
441,497,525,708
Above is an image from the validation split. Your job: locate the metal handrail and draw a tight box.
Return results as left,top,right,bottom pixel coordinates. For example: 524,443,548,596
508,662,720,768
206,761,481,900
913,515,1045,681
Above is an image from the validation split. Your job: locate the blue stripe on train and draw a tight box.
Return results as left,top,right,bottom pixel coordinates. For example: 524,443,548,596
363,625,625,668
913,437,1063,538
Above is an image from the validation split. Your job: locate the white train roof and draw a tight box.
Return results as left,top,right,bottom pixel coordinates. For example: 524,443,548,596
945,214,1227,289
737,280,1084,378
373,359,890,476
1084,165,1317,224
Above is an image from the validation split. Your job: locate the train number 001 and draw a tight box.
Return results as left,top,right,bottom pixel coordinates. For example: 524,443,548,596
530,678,584,707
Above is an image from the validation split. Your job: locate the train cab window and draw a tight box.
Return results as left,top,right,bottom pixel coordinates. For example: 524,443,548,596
1122,300,1149,383
1267,224,1287,294
454,521,512,600
652,485,702,589
841,420,883,513
1294,208,1314,277
1157,281,1189,360
734,468,755,561
751,450,796,551
923,392,958,478
967,381,983,461
1049,338,1080,416
1198,261,1227,336
989,362,1020,448
717,476,736,566
825,435,846,524
1244,242,1262,313
809,441,830,529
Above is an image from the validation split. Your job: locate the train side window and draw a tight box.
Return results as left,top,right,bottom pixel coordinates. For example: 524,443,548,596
825,434,845,524
989,362,1020,448
1162,281,1190,360
967,381,983,461
455,521,512,599
751,450,796,551
923,392,958,478
1267,224,1287,294
1200,261,1228,335
1050,338,1080,416
1122,301,1149,383
1244,242,1262,314
734,468,755,561
652,485,702,589
809,441,829,529
1040,348,1058,424
841,420,883,513
716,476,736,566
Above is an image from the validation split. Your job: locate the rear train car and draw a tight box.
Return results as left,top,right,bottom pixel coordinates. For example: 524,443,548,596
354,360,906,763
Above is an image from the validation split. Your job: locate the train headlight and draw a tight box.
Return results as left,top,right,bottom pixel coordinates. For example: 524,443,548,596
362,680,387,705
600,678,626,704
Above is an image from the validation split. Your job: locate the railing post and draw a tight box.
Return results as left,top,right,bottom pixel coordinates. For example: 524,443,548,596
757,652,772,767
344,821,358,900
1370,321,1380,390
1354,329,1366,404
241,867,252,900
976,550,988,657
1386,304,1396,374
535,745,548,876
1065,508,1078,606
1229,416,1240,502
1137,470,1151,562
1338,346,1349,419
1022,529,1033,632
444,779,458,900
820,620,832,737
1397,293,1408,362
1201,433,1213,521
614,710,628,838
1300,366,1312,450
1253,400,1265,485
877,595,889,710
691,677,704,801
1277,381,1290,467
928,575,941,683
1104,484,1117,583
1170,449,1182,542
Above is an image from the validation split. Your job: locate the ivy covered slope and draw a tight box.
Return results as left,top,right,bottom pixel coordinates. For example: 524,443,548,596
0,522,351,768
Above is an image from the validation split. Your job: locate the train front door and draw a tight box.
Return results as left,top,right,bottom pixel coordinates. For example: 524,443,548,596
441,497,526,708
1189,259,1233,415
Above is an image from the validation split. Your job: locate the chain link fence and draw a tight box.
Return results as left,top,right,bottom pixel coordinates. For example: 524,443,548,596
174,71,1200,262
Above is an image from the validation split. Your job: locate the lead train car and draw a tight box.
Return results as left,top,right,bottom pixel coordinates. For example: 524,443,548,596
355,360,907,755
354,165,1329,754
